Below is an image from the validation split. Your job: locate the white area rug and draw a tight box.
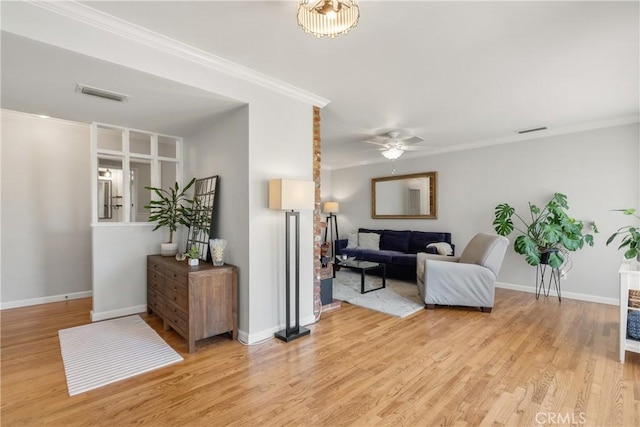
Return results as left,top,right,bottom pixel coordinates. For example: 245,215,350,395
333,270,424,318
58,315,183,396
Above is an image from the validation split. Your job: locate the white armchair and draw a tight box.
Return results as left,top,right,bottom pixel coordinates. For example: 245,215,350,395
416,233,509,313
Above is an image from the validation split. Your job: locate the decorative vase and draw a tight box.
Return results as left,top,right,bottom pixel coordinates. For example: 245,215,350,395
188,258,199,266
209,239,227,266
160,242,178,257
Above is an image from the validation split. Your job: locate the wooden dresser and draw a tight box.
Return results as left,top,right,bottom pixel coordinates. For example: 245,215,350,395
147,255,238,353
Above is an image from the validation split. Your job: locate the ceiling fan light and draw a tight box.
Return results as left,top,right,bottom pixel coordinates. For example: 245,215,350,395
381,148,404,160
297,0,359,38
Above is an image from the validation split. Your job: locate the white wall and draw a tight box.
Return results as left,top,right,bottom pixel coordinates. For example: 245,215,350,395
91,224,166,320
1,4,320,340
1,111,92,308
329,123,639,303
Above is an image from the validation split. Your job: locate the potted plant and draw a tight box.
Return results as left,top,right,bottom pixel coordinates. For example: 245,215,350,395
144,178,196,256
606,208,640,261
185,244,200,266
493,193,597,269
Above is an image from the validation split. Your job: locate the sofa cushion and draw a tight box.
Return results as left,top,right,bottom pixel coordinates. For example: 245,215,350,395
358,232,380,250
408,231,451,254
358,228,382,235
427,242,454,256
380,229,412,253
358,249,400,264
346,233,358,249
390,253,417,266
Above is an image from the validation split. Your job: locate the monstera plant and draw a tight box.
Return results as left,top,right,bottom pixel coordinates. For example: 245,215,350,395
493,193,597,269
606,208,640,260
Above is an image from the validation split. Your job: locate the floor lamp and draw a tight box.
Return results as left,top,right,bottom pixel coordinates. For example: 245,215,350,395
269,179,315,342
323,201,339,259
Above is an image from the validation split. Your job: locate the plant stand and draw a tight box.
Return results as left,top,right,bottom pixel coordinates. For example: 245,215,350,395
536,263,562,302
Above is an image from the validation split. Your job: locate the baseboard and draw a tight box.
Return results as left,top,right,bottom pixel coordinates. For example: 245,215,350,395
90,305,147,322
239,314,317,345
0,291,92,310
495,282,618,306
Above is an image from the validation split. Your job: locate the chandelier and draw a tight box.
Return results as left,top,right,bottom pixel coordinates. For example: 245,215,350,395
381,148,404,160
297,0,360,38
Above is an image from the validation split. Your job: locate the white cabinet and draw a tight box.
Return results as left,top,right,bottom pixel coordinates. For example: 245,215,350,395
619,258,640,362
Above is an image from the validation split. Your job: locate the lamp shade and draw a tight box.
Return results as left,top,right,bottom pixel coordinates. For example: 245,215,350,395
269,179,315,211
323,201,339,214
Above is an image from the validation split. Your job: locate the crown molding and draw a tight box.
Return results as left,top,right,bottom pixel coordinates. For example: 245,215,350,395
26,0,330,108
1,109,90,130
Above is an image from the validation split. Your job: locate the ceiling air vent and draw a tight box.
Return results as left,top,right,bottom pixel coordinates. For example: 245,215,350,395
517,126,547,135
75,84,130,102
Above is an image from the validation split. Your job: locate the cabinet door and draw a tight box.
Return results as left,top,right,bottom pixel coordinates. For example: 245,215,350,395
192,270,234,340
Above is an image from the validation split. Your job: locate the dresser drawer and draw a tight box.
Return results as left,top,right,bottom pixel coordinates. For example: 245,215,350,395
165,279,188,311
147,268,165,292
163,267,187,285
165,305,188,337
147,289,166,316
147,259,166,274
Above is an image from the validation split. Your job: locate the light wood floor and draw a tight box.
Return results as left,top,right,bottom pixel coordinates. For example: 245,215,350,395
2,289,639,426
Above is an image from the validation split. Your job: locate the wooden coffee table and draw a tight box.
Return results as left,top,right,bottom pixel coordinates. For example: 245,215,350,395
335,259,386,294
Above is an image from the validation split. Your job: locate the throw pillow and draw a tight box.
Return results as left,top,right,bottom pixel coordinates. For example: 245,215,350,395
346,233,359,249
427,242,453,256
358,232,380,250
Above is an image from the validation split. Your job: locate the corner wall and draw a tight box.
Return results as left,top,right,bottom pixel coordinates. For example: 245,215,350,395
329,123,639,302
184,105,251,338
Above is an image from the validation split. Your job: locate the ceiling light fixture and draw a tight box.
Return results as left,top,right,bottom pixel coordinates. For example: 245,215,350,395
297,0,359,38
381,148,404,160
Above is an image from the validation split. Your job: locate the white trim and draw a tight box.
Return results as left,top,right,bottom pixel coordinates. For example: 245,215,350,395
90,305,147,322
1,291,92,310
240,314,317,344
495,282,618,306
0,109,90,128
28,0,330,108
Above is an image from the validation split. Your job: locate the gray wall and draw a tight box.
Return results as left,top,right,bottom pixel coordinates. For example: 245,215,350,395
328,123,639,302
1,111,92,306
184,105,251,336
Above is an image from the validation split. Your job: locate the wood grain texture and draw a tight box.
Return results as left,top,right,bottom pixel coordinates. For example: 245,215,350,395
147,255,237,352
2,288,639,426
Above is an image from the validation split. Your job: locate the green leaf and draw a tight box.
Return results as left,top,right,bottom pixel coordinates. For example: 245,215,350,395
547,251,564,268
493,203,515,236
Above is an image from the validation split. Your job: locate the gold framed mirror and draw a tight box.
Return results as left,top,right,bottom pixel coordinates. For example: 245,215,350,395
371,172,437,219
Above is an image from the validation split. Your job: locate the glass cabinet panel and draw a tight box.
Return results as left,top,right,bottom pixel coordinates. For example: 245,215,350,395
130,131,152,156
158,136,178,158
160,160,178,190
97,126,123,151
97,157,123,222
130,159,152,222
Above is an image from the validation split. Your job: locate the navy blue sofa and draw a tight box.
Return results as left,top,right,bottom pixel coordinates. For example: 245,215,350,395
335,228,454,280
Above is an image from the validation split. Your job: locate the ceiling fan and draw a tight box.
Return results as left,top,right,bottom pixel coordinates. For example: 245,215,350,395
363,130,426,160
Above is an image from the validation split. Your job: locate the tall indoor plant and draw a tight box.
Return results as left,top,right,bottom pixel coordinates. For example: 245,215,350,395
144,178,196,256
493,193,597,269
606,208,640,261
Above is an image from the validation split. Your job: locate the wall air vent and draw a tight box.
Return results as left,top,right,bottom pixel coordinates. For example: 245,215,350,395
75,84,130,102
517,126,547,134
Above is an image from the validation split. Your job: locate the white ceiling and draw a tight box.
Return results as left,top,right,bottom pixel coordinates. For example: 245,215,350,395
2,1,639,168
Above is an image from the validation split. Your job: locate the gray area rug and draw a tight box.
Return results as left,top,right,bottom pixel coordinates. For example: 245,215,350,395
333,270,424,318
